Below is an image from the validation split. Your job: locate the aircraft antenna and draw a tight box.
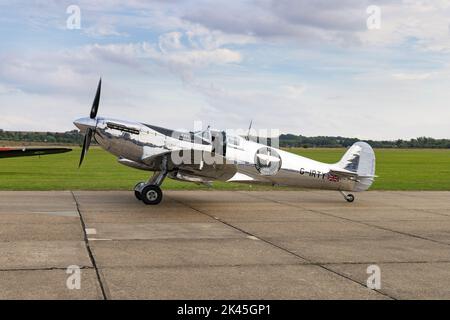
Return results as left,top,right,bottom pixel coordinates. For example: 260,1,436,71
246,120,253,141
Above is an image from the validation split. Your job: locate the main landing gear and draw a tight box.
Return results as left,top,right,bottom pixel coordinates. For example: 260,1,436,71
340,191,355,203
134,158,168,205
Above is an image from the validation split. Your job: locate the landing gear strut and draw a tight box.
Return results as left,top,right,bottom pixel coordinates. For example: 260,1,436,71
340,191,355,203
134,157,168,205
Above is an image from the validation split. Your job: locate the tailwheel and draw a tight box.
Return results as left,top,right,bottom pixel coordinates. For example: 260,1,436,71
141,184,163,205
345,194,355,203
134,182,145,201
340,191,355,203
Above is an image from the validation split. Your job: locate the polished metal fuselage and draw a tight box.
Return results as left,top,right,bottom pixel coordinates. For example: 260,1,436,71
76,117,363,192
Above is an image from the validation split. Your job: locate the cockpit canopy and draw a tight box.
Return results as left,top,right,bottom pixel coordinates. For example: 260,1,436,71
192,130,211,143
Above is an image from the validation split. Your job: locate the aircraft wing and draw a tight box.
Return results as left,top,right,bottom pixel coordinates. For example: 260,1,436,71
141,148,237,182
0,147,72,158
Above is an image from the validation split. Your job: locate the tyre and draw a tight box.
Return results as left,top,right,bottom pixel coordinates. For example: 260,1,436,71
134,182,145,201
134,190,142,201
346,194,355,203
141,185,163,205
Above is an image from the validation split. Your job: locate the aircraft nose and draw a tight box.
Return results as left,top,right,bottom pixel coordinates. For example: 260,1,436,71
73,117,97,133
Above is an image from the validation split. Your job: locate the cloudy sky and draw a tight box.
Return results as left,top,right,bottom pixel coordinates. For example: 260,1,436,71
1,0,450,139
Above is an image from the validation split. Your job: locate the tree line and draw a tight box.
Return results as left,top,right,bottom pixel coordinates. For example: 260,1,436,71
0,130,83,144
1,129,450,148
279,134,450,148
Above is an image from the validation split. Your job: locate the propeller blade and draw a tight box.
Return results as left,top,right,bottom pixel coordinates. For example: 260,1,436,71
79,128,93,168
90,78,102,119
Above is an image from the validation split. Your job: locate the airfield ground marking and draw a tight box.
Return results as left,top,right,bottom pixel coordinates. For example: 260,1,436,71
70,191,109,300
85,228,97,235
167,194,394,300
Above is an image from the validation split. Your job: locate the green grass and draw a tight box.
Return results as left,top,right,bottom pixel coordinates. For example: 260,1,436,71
0,147,449,190
290,148,450,190
0,147,267,191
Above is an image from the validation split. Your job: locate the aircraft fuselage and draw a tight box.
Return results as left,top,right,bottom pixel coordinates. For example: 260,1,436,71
75,117,371,192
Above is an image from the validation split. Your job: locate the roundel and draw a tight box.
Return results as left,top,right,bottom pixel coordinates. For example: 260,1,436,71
254,147,282,176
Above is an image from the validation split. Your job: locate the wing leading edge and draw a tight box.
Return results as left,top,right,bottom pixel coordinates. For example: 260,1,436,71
0,147,72,158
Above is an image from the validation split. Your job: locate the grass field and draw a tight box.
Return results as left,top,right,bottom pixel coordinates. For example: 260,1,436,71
0,147,449,190
292,148,450,190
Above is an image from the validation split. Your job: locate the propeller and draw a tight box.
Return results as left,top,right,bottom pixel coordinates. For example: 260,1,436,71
79,78,101,168
90,78,101,119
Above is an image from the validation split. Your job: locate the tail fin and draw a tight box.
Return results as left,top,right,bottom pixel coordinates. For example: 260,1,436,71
336,142,376,191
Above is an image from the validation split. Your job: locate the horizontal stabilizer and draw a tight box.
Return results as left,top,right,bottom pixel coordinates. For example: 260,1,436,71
329,168,377,179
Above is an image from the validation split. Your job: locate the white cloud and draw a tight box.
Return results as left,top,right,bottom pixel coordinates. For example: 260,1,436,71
84,23,128,38
179,0,450,52
392,72,435,80
0,83,21,95
2,0,450,139
158,32,184,52
359,1,450,52
283,85,306,98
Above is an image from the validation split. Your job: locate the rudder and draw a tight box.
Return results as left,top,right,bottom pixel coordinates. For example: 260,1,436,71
336,142,376,191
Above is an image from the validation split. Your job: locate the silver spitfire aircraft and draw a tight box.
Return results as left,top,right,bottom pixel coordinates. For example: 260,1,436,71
74,80,376,205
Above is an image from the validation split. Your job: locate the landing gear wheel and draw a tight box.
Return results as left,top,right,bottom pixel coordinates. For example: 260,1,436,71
134,190,142,201
134,182,145,201
345,194,355,203
141,185,163,205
